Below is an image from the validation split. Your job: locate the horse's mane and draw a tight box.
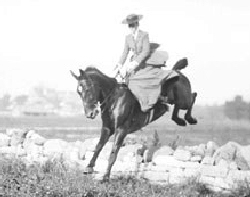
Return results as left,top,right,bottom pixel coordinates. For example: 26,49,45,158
85,66,105,76
85,66,117,85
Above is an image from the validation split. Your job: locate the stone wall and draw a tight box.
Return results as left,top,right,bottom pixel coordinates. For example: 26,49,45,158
1,129,250,192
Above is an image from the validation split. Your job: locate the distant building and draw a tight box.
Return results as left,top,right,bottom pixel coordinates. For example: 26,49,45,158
0,110,12,117
12,103,56,117
56,91,83,117
1,86,84,117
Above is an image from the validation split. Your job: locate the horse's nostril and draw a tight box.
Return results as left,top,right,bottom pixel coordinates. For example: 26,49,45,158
85,110,98,119
85,111,92,118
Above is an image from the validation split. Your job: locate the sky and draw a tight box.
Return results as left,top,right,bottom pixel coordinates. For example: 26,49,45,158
0,0,250,105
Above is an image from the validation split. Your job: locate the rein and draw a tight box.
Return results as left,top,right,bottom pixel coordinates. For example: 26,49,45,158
99,87,116,114
83,70,118,114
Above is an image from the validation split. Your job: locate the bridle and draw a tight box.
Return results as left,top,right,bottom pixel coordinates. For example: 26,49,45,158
78,76,115,114
78,78,99,109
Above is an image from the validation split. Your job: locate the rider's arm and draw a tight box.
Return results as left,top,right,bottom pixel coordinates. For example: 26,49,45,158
118,36,129,65
134,33,150,65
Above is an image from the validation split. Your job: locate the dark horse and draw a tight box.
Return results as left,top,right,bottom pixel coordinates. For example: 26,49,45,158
70,58,197,180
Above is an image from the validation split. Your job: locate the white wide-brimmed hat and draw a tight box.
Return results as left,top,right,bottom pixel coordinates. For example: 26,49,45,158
122,14,143,24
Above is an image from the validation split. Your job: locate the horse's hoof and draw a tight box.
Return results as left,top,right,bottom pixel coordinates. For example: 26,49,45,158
178,122,187,126
172,117,187,127
176,119,187,126
101,175,110,183
83,166,94,175
184,114,197,125
189,118,197,125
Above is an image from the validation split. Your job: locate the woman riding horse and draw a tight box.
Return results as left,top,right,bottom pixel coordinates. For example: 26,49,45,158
115,14,170,111
115,14,150,81
70,64,197,181
70,14,197,181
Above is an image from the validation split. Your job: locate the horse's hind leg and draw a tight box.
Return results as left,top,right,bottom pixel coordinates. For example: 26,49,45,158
184,92,197,125
85,127,112,174
172,105,187,126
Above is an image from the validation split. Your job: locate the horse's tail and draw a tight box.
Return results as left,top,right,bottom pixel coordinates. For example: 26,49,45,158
172,58,188,71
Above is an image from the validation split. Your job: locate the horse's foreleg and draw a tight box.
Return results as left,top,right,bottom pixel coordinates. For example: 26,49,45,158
85,127,111,174
184,92,197,125
172,105,187,126
103,128,127,181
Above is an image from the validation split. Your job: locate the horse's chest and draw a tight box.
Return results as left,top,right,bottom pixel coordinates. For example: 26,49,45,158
111,95,125,117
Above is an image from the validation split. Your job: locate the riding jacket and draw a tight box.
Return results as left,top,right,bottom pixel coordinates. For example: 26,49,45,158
119,30,150,68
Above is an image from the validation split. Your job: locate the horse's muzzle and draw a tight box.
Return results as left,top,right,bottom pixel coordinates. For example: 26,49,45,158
85,109,99,119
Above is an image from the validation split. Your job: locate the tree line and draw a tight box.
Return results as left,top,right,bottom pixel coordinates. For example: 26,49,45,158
1,92,250,121
0,86,80,111
224,95,250,120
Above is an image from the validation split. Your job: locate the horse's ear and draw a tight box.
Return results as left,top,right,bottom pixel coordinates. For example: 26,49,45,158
79,69,87,78
70,70,78,80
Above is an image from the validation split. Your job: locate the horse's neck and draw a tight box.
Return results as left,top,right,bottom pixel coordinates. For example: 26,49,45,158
96,75,117,100
102,83,116,98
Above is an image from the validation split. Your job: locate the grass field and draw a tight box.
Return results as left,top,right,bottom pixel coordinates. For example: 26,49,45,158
1,106,250,196
1,105,250,146
1,158,250,197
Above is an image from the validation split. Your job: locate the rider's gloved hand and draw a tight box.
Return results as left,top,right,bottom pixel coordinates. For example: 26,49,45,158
112,63,122,78
114,63,122,71
127,61,138,73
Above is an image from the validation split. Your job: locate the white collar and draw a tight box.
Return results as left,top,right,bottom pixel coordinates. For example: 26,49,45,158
133,28,139,39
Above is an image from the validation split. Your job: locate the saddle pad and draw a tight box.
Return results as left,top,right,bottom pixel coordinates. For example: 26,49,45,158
128,67,179,111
